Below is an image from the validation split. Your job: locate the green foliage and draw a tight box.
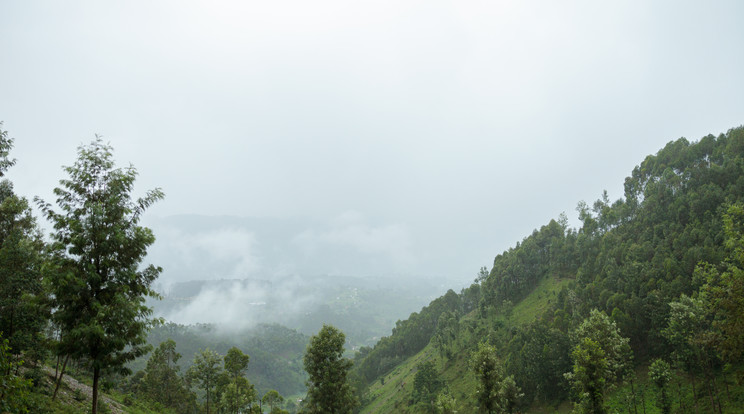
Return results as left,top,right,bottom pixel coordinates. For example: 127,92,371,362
302,324,357,414
186,348,223,413
471,342,502,413
0,122,17,175
434,311,459,359
224,347,250,380
0,335,32,413
469,342,522,414
412,360,442,406
36,138,164,414
217,347,257,414
354,289,461,382
566,310,631,414
571,310,631,386
568,337,608,414
435,389,457,414
701,203,744,364
139,339,196,413
218,377,256,414
140,322,308,397
358,127,744,412
662,294,708,376
262,389,284,412
649,358,671,414
0,124,47,363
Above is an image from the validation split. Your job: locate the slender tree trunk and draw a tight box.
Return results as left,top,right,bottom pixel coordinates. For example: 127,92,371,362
705,374,716,414
54,353,61,381
5,310,13,376
92,366,100,414
677,379,685,413
691,373,699,413
630,378,639,414
640,385,646,414
52,355,69,401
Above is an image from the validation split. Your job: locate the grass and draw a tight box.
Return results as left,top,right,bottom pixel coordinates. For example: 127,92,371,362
510,274,571,325
359,275,571,413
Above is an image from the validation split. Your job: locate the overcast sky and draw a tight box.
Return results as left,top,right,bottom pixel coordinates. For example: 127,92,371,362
2,1,743,283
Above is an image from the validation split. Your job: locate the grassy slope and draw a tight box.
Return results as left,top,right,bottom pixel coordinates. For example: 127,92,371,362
360,274,572,414
359,271,744,413
24,364,164,414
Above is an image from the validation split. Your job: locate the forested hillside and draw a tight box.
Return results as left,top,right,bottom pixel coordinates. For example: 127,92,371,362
2,123,744,413
132,323,309,398
354,126,744,413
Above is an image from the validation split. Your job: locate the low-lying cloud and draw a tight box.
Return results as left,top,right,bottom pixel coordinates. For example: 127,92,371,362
159,277,316,333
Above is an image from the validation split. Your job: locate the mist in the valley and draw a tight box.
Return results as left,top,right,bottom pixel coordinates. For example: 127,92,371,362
145,214,458,342
155,277,315,332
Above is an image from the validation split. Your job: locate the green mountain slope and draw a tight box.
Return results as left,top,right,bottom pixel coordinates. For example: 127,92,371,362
354,126,744,413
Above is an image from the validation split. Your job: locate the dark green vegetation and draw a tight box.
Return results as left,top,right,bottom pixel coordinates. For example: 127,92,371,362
302,324,358,413
0,129,304,413
3,122,744,413
354,126,744,413
138,322,309,398
37,138,164,414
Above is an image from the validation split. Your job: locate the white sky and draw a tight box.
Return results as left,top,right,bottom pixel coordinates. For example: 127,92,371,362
2,0,743,281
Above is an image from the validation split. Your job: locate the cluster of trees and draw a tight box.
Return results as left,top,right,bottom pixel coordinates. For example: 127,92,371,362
0,130,165,413
354,126,744,413
0,125,361,414
140,322,309,398
126,340,291,413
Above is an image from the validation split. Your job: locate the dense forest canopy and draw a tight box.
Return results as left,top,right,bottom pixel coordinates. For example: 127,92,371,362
353,126,744,413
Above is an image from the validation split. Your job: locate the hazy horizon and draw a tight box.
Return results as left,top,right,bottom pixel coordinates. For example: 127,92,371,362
2,1,743,285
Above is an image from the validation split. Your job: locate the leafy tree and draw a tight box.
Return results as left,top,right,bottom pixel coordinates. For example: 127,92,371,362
262,389,284,412
0,334,32,414
570,309,631,386
0,124,46,363
0,123,16,174
434,311,459,359
412,360,443,406
139,339,196,413
36,138,164,414
649,358,671,414
566,310,630,414
662,294,707,402
701,203,744,364
224,346,250,380
476,266,489,283
435,389,457,414
218,347,256,414
499,375,522,414
302,324,357,414
567,337,608,414
471,342,502,414
218,379,255,414
186,348,223,414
